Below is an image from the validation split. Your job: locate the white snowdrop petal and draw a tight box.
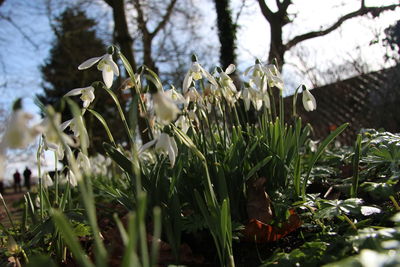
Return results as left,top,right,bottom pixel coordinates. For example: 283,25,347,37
78,56,102,70
225,64,236,74
64,88,84,97
102,68,114,88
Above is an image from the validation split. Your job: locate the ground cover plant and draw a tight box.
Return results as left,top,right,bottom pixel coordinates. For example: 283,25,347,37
0,45,399,267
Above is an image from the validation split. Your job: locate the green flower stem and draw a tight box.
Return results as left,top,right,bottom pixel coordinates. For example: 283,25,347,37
342,214,357,230
37,138,44,221
204,109,218,151
54,152,59,205
0,194,15,228
150,207,162,267
45,107,107,266
389,195,400,211
103,87,135,146
268,84,277,119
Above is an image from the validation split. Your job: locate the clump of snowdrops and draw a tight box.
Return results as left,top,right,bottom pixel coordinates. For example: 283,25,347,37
0,45,348,267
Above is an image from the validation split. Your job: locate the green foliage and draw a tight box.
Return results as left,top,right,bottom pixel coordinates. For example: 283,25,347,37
6,46,400,267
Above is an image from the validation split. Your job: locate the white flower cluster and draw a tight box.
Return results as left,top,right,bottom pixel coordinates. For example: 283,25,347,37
136,58,317,168
1,50,317,178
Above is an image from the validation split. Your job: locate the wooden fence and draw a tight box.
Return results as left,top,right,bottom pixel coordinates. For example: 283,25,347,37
284,65,400,144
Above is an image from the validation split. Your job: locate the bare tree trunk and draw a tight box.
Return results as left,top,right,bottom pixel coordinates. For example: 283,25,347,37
142,27,158,73
213,0,237,70
104,0,150,144
105,0,136,71
268,19,285,68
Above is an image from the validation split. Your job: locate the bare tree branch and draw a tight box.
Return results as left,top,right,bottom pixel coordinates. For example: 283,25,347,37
132,0,148,36
234,0,247,25
151,0,177,38
361,0,366,9
257,0,274,21
286,4,400,50
275,0,281,9
279,0,291,15
0,13,39,50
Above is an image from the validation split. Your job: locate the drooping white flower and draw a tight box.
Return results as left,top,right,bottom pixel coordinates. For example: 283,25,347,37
0,110,43,150
241,82,264,111
165,87,186,105
77,152,91,175
175,115,191,134
78,53,119,88
90,153,112,176
244,61,264,77
42,172,54,188
41,113,76,160
309,140,319,153
60,118,79,137
215,65,239,106
43,136,65,160
64,86,95,108
184,87,203,106
219,64,237,92
265,64,284,91
152,91,180,125
302,88,317,112
0,101,43,178
60,115,89,147
67,170,78,187
139,133,178,167
183,61,217,93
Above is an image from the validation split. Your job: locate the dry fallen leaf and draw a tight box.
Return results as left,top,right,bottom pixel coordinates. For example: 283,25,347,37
246,177,274,224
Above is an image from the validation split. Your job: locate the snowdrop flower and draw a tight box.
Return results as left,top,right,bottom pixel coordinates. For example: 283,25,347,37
64,86,95,108
302,88,317,112
244,60,264,77
175,115,191,134
183,59,217,93
241,82,264,111
184,87,203,106
41,112,76,160
265,64,284,91
67,170,78,187
77,152,91,175
215,65,238,106
60,115,89,147
309,140,319,152
91,153,112,176
43,136,65,160
60,118,79,137
0,101,43,178
78,53,119,88
219,64,237,92
165,86,186,105
262,91,271,109
0,108,43,151
359,249,393,267
153,91,180,125
139,133,178,167
42,172,54,188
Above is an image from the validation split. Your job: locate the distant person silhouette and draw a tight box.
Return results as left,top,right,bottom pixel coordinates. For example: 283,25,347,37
0,180,4,194
23,167,32,191
13,170,22,193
